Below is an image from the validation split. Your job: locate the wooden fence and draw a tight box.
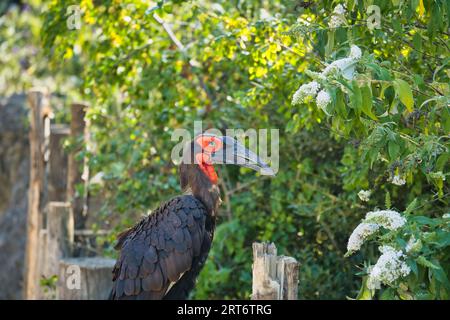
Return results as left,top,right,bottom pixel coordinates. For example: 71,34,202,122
23,88,299,300
23,88,115,300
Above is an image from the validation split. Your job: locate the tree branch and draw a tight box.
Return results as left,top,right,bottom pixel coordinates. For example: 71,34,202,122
152,13,216,112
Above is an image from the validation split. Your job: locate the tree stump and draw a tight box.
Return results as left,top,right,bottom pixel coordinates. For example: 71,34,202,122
251,242,299,300
58,257,116,300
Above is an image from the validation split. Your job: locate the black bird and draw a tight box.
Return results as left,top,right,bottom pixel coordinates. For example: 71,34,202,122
109,133,273,300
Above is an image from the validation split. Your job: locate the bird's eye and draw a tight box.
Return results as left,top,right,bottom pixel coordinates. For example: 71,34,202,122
209,141,216,147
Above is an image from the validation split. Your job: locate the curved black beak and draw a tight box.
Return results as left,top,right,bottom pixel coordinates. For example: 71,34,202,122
209,136,275,176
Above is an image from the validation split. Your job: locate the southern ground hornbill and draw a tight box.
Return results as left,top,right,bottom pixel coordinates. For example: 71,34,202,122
109,133,273,300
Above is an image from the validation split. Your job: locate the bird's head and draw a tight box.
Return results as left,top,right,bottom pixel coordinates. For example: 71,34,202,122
179,133,274,214
181,133,274,185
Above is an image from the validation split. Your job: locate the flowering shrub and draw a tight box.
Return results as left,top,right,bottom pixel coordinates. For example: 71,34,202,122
346,202,449,299
287,1,449,299
39,0,448,299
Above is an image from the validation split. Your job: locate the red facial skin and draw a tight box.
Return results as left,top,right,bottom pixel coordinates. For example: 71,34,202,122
195,136,223,184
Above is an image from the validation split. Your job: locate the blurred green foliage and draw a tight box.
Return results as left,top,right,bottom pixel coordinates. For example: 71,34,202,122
1,0,448,299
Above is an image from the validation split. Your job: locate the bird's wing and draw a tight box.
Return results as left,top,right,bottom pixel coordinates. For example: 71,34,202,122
110,195,207,300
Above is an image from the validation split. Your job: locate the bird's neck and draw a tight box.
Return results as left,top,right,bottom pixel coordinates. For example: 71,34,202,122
190,182,221,216
180,164,221,216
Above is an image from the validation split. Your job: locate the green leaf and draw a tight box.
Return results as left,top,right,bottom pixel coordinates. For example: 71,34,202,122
335,89,348,118
325,30,335,57
434,230,450,248
350,80,362,115
411,215,438,226
407,259,419,276
388,140,400,160
385,191,391,209
415,290,434,300
416,256,439,269
380,288,396,300
346,0,356,11
393,79,414,112
413,32,422,52
430,260,450,291
356,276,374,300
391,0,400,6
404,198,418,215
360,84,378,120
441,107,450,135
392,18,402,33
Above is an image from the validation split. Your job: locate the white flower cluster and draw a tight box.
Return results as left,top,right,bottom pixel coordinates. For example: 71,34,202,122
358,189,371,202
367,246,411,290
316,90,332,110
292,81,321,105
291,45,363,107
321,45,362,80
391,175,406,186
365,210,407,230
349,45,362,60
346,209,406,255
328,4,346,29
347,222,379,253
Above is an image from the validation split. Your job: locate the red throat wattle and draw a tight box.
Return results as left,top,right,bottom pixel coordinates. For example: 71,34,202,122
194,135,223,185
196,153,218,184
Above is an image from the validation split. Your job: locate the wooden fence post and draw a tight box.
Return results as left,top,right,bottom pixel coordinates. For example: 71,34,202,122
252,242,280,299
58,257,116,300
45,202,74,275
23,88,51,299
48,124,70,202
67,103,88,230
37,202,74,299
36,229,48,298
251,242,299,300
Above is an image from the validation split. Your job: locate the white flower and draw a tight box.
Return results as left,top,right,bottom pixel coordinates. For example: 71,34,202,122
321,57,356,80
365,210,407,230
292,81,321,105
316,90,332,110
320,45,362,80
333,4,346,15
297,17,311,26
329,16,344,29
328,4,346,29
358,190,371,202
367,246,411,290
349,45,362,60
391,175,406,186
346,222,380,254
443,213,450,219
405,236,422,253
346,209,408,256
89,172,104,186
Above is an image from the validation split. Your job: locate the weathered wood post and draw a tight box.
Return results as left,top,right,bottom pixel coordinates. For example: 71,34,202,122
58,257,116,300
23,88,51,299
251,242,299,300
37,202,74,299
252,242,279,299
44,202,74,275
48,124,70,202
67,103,88,230
36,229,48,298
